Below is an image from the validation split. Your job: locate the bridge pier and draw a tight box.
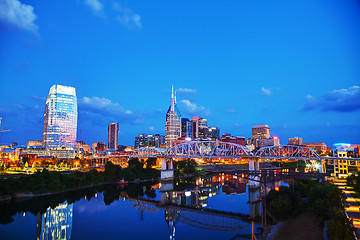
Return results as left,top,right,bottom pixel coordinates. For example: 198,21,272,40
248,187,261,220
161,157,174,180
249,157,260,187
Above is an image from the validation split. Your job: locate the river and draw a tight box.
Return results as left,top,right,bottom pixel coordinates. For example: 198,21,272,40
0,173,280,240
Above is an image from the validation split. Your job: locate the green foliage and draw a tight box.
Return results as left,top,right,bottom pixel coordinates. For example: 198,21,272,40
174,159,198,176
128,158,144,169
0,168,104,196
146,158,157,169
104,161,122,182
267,179,356,239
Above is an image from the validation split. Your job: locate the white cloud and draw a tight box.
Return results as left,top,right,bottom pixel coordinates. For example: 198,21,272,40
84,0,104,16
303,86,360,112
78,96,142,123
0,0,38,32
261,87,272,96
179,99,210,116
113,3,141,29
177,88,197,94
148,126,155,131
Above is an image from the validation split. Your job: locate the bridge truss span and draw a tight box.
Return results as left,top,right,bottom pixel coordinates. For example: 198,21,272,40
168,141,253,159
130,147,167,158
255,145,321,161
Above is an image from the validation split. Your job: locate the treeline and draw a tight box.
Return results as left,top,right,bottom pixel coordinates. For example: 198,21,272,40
0,169,104,196
0,158,161,197
104,158,160,182
266,179,355,240
0,158,202,198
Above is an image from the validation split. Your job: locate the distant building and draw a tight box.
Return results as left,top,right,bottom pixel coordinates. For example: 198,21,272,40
252,125,270,139
135,134,165,148
165,86,181,148
154,134,165,148
303,143,327,153
108,123,119,151
208,127,220,140
221,135,246,146
42,85,77,150
92,142,106,152
191,116,208,139
288,137,303,145
76,141,90,154
260,137,280,147
181,118,192,138
27,140,43,147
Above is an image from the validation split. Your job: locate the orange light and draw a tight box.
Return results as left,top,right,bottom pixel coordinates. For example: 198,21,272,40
275,187,279,191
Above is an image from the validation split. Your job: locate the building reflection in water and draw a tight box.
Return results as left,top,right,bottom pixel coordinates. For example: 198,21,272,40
36,202,73,240
158,174,267,240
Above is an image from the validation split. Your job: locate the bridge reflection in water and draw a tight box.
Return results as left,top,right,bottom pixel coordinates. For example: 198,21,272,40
127,175,277,240
33,175,277,240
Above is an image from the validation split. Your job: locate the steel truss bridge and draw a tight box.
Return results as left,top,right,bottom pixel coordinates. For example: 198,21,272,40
130,140,360,162
127,196,255,232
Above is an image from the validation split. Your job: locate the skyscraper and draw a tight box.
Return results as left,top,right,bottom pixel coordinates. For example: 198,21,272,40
165,86,181,148
108,123,119,150
181,118,192,139
252,125,270,139
42,85,77,150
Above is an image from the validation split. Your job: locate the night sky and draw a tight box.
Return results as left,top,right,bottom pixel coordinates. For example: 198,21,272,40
0,0,359,147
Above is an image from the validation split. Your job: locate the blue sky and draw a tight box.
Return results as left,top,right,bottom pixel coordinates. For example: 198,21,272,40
0,0,359,147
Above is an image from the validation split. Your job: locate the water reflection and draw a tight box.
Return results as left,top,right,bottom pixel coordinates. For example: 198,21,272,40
0,174,280,240
37,202,73,240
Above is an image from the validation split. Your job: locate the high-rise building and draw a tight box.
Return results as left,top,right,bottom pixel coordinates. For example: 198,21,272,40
288,137,303,145
181,118,192,139
191,116,208,139
165,86,181,148
42,85,77,150
108,123,119,150
134,134,165,148
252,125,270,139
208,127,220,140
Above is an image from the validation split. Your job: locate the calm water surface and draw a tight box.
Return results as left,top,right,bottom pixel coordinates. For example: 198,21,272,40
0,174,274,240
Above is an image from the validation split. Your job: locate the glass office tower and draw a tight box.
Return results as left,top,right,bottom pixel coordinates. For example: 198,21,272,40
165,86,181,148
42,85,78,150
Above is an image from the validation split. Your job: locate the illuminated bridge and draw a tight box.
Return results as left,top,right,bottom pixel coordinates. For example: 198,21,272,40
130,141,360,180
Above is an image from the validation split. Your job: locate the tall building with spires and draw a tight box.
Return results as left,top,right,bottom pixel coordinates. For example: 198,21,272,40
165,86,181,148
42,85,78,150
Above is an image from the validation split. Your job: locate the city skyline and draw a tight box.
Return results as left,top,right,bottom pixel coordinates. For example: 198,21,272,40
0,0,360,146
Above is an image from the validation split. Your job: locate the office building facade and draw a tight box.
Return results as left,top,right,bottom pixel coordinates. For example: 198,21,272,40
108,123,119,151
252,125,270,139
42,85,77,150
135,134,165,148
181,118,192,138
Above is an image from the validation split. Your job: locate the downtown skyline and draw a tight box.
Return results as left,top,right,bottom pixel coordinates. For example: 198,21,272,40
0,0,360,146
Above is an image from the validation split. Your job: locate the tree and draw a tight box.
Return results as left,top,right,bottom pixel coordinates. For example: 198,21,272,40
22,156,30,165
128,158,144,169
146,158,157,169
